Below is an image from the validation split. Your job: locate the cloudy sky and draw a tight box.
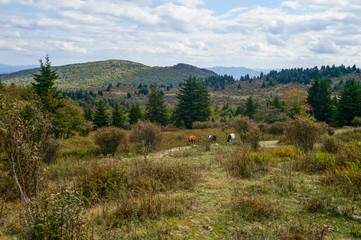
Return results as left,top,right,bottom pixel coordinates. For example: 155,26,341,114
1,0,361,69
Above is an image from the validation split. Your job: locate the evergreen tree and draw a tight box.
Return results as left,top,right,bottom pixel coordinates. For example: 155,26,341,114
32,55,57,99
270,96,282,109
93,100,109,128
32,55,62,111
174,76,211,129
307,77,335,123
146,84,168,126
244,96,257,118
129,104,142,125
84,106,93,121
111,102,125,128
337,79,361,126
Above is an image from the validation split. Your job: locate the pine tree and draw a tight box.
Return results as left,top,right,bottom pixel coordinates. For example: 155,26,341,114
111,102,125,128
244,96,257,118
93,100,109,128
307,77,335,122
84,106,93,121
174,76,211,129
337,79,361,126
32,55,57,99
32,55,62,111
146,84,168,126
129,104,142,125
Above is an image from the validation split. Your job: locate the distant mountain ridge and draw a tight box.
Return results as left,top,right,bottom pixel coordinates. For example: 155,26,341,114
0,64,37,74
0,60,217,88
207,66,269,79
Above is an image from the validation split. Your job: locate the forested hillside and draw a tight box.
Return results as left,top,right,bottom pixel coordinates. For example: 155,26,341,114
0,60,216,88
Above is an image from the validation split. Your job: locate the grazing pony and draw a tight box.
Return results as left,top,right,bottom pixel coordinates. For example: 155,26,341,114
227,133,236,142
187,135,197,144
208,135,217,141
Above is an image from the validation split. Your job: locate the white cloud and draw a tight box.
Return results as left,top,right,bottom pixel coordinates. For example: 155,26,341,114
0,0,361,68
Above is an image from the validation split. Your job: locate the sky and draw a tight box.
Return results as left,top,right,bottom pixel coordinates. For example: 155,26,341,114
1,0,361,69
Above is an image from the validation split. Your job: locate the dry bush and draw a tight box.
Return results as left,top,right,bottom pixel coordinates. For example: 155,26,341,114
321,136,340,154
94,127,127,156
231,188,278,221
130,121,162,153
41,138,62,163
285,117,326,152
335,131,361,143
267,121,287,135
115,191,192,222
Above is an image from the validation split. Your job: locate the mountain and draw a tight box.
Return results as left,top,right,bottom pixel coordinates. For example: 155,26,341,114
0,64,37,74
207,66,269,79
0,60,217,89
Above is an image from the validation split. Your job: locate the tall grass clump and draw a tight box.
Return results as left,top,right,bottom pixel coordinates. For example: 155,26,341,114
293,152,335,174
225,146,269,178
285,117,325,152
115,191,193,222
231,188,278,221
94,127,127,156
76,161,128,201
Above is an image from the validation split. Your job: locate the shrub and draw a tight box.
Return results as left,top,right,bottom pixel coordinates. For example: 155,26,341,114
351,116,361,126
268,121,287,135
130,121,162,153
79,121,94,137
230,116,261,150
285,117,326,152
24,190,88,239
94,127,127,156
41,138,62,163
321,136,340,154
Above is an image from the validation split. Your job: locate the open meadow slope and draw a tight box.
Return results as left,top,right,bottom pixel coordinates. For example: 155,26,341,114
0,60,216,89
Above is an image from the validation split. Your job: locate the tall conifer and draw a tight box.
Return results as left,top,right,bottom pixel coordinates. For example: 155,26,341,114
93,100,109,128
146,84,168,126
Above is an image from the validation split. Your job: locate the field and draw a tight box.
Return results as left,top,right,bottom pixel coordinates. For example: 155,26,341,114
1,127,361,239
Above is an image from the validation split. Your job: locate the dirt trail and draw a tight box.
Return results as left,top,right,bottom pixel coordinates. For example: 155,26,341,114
150,146,192,158
260,140,279,148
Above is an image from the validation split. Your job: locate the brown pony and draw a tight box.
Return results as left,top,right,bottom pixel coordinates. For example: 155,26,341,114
187,136,197,144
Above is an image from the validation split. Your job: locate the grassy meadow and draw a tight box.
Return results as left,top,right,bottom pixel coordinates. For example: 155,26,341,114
1,127,361,239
